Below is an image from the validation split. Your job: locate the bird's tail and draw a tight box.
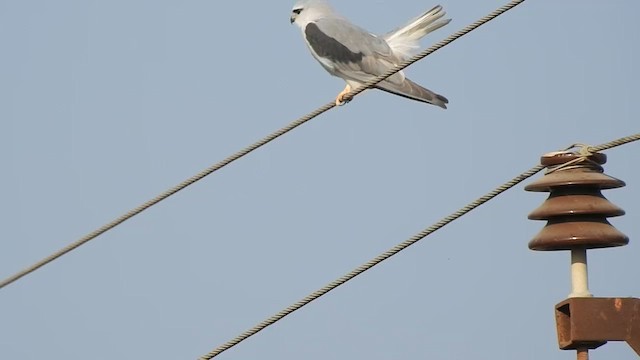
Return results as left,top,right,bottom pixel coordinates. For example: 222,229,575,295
383,5,451,59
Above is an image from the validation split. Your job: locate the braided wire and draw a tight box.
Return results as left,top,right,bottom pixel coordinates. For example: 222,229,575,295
197,162,543,359
346,0,527,100
591,133,640,152
199,131,640,359
0,0,527,291
0,104,331,290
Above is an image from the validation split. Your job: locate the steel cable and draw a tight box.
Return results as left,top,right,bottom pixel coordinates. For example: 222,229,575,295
197,132,639,359
0,0,527,290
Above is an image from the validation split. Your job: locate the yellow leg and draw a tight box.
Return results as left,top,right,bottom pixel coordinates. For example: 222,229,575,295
335,84,352,106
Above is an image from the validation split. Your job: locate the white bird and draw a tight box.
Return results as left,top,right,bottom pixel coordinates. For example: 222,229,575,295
290,0,450,108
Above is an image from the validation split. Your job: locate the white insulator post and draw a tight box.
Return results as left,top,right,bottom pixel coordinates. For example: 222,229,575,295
568,248,592,298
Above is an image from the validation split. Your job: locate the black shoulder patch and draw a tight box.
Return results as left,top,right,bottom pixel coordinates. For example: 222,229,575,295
305,22,364,64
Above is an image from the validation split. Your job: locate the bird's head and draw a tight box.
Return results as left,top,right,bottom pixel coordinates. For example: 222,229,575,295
290,0,335,28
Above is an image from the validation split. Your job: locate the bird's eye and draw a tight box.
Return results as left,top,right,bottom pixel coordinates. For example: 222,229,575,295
292,8,303,14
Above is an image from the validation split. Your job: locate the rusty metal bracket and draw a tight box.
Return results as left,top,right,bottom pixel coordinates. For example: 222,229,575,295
555,297,640,355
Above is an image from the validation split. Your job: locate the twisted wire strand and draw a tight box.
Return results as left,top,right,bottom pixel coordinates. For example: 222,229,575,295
0,105,334,290
198,131,640,359
591,133,640,152
0,0,527,291
197,161,543,360
345,0,528,101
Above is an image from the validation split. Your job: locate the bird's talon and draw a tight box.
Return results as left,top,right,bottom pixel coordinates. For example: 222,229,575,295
335,96,350,106
335,85,352,106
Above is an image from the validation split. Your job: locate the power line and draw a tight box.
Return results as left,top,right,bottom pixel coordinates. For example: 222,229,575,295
591,133,640,152
197,168,542,360
344,0,527,102
0,0,527,291
0,103,331,290
196,132,640,360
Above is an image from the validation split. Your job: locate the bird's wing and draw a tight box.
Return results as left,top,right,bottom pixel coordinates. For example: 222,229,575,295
376,77,448,109
304,18,406,85
305,17,448,108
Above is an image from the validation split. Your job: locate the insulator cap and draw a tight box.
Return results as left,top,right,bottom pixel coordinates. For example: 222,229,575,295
525,153,625,192
526,151,628,251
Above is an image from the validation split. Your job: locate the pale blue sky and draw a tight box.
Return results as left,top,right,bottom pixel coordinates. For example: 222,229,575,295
1,1,638,359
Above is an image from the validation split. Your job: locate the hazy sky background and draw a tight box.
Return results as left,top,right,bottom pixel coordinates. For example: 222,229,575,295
1,1,638,359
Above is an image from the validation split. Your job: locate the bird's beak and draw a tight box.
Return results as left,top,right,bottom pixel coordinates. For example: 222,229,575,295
290,14,296,24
